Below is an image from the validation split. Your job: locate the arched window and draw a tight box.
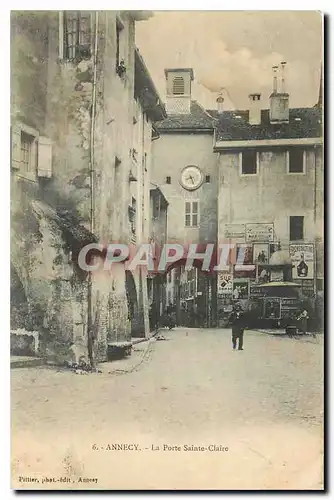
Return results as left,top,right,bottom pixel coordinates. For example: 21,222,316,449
172,76,185,95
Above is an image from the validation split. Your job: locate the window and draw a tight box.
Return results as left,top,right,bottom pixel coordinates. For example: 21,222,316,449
166,176,171,184
20,132,33,172
11,123,53,179
205,175,211,183
241,150,258,175
64,11,91,60
290,216,304,241
287,148,305,173
172,76,185,95
185,201,199,227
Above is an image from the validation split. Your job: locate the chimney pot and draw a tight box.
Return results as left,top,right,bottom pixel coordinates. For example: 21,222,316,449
216,93,224,114
248,93,261,125
269,62,289,123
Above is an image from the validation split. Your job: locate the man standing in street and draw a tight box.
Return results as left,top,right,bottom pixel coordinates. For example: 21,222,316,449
230,302,246,351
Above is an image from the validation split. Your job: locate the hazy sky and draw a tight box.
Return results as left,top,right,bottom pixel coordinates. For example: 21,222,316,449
136,11,322,110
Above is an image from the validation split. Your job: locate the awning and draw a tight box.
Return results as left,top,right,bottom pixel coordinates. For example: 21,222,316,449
255,282,302,288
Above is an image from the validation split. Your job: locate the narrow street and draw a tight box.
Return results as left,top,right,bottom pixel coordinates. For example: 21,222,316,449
11,328,324,490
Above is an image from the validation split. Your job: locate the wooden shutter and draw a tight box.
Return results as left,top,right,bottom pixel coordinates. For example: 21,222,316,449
38,137,53,178
11,125,21,170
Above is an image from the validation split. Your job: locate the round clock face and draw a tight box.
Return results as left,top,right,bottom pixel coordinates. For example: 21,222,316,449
180,166,204,191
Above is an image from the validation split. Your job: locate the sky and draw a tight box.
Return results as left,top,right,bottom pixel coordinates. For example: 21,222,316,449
135,11,323,111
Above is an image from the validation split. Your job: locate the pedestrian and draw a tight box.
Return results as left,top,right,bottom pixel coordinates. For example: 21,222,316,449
297,308,309,334
229,302,246,351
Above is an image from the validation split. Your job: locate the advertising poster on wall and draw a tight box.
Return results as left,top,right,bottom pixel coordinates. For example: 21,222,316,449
232,279,249,300
270,269,284,282
253,243,269,264
245,223,274,243
224,223,245,239
234,244,255,278
290,243,314,280
217,273,233,296
236,244,254,265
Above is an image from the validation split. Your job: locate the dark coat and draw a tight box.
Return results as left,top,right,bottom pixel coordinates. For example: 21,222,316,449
229,309,246,334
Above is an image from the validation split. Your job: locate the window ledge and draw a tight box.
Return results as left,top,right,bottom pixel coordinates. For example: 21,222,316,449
13,171,37,183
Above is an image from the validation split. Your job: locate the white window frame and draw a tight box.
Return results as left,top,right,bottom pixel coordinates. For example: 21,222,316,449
239,151,259,176
185,200,200,228
11,122,53,180
286,149,306,175
11,123,39,181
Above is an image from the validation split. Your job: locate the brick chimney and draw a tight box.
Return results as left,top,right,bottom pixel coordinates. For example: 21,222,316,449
164,68,194,115
269,62,289,123
248,93,261,125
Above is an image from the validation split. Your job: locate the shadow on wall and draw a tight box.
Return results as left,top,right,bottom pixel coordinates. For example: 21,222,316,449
125,270,141,337
10,264,29,330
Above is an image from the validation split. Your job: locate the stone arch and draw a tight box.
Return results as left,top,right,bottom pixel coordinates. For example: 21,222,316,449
161,257,216,328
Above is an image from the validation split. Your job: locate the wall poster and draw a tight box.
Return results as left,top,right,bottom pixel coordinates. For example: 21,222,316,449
232,279,250,300
290,243,314,280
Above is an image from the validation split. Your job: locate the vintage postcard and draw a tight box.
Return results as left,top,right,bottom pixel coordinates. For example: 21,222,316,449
10,10,324,490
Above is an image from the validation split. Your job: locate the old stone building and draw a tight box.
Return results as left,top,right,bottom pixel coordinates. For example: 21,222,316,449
151,68,218,326
214,66,323,319
147,184,168,329
10,11,165,363
151,63,323,327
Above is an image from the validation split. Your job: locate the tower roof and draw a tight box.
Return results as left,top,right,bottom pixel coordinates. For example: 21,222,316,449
164,68,194,80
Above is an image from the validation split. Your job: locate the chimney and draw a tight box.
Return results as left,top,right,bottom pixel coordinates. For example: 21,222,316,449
216,92,224,114
280,61,287,93
164,68,194,115
272,65,278,93
248,93,261,125
269,62,289,123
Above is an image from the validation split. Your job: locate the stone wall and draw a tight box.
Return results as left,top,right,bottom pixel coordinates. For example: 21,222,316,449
10,11,146,363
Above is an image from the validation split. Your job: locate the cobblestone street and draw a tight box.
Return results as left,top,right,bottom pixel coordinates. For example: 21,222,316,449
11,328,324,490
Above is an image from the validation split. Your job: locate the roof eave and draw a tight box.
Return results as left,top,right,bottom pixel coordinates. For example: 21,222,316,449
127,11,154,21
214,136,323,151
134,48,167,122
156,127,214,134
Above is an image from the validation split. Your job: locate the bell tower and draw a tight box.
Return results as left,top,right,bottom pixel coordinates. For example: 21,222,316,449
164,68,194,115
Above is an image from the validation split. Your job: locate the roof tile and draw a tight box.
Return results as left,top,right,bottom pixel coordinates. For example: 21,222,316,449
212,108,322,141
156,101,216,131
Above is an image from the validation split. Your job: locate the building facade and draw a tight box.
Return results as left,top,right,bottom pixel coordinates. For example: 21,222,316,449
214,69,323,321
151,68,218,326
11,11,165,363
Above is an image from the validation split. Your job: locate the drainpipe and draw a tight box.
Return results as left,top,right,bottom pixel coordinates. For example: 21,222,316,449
87,11,99,368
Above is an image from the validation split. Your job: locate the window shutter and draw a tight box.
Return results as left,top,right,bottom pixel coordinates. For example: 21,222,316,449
38,137,53,178
11,125,21,170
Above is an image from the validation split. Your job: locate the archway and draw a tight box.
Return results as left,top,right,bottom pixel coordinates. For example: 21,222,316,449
162,258,217,329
